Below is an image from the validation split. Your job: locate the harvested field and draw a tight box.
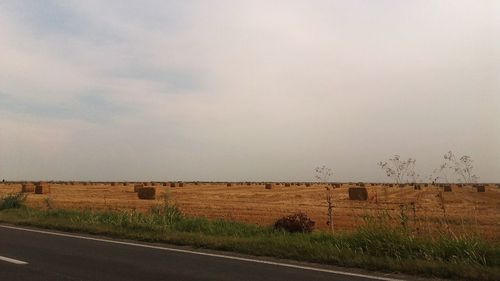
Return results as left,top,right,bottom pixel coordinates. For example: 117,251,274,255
1,182,499,240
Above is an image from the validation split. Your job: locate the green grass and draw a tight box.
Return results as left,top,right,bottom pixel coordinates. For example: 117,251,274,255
0,193,27,210
0,198,498,280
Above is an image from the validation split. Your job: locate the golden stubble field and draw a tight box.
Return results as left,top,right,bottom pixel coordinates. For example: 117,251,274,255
1,182,499,240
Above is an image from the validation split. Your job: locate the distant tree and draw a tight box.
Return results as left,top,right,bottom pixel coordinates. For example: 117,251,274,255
314,165,334,233
378,155,419,183
431,151,479,184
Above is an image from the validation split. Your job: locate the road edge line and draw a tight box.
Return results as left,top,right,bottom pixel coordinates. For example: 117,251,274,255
0,255,28,265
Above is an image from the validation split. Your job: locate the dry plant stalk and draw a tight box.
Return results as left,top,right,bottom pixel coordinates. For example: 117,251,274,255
315,165,334,233
437,190,448,226
325,186,334,233
437,190,457,238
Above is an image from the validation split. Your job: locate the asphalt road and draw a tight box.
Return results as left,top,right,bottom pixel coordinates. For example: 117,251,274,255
0,224,408,281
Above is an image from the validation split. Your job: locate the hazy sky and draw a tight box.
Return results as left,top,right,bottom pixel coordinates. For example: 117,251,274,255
0,1,499,182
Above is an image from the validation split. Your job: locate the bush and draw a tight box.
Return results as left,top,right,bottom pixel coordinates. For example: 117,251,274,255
0,193,27,210
274,212,315,233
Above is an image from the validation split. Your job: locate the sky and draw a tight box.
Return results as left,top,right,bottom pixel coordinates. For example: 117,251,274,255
0,0,499,182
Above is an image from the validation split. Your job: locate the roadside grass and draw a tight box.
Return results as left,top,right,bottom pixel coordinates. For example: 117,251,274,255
0,198,498,281
0,193,27,210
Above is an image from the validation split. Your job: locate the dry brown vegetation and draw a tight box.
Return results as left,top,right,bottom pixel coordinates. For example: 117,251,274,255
1,181,499,240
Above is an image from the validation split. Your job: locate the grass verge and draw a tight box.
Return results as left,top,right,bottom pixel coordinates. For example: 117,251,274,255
0,198,498,280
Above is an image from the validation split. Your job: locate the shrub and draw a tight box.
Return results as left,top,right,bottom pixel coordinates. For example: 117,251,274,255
0,193,27,210
274,212,315,233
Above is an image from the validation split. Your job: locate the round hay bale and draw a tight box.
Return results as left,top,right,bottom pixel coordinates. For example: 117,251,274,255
443,185,452,192
285,183,291,187
348,187,368,201
476,185,486,192
170,182,177,187
35,184,50,194
265,183,273,190
138,187,156,200
227,183,232,187
178,182,184,187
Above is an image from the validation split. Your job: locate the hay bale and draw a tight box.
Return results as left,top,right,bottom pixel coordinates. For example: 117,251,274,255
170,182,177,187
35,184,50,194
305,183,311,187
414,184,421,190
476,185,485,192
443,185,452,192
22,183,35,193
137,187,156,200
285,183,291,187
265,183,273,189
348,187,368,201
227,183,232,187
178,182,184,187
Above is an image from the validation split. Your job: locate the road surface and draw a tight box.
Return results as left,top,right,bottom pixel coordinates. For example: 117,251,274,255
0,224,413,281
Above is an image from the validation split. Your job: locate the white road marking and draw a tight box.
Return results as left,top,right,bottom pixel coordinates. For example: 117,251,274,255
0,224,403,281
0,255,28,265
